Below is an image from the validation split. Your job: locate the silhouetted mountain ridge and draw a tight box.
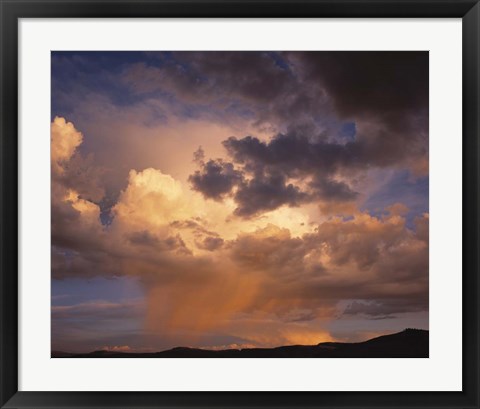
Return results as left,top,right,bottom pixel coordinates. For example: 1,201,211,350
52,328,428,358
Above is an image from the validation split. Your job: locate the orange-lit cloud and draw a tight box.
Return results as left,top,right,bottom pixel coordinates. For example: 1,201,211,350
51,116,83,174
51,116,428,348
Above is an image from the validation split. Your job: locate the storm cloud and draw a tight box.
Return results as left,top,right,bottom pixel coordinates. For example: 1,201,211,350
189,158,243,200
51,51,429,351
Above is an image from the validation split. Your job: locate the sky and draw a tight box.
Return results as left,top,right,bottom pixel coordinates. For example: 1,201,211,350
51,51,429,354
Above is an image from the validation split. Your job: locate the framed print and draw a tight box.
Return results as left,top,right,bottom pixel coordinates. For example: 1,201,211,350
1,1,479,408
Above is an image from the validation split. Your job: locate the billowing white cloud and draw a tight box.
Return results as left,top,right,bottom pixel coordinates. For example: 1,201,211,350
51,116,83,174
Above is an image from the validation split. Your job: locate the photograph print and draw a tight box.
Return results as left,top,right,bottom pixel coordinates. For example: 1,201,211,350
51,51,429,358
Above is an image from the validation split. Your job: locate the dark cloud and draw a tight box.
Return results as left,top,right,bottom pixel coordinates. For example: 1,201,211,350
128,230,159,246
144,51,294,104
223,133,340,174
122,52,330,130
223,124,423,178
51,244,119,280
233,172,308,217
51,194,104,257
189,132,359,216
196,236,224,251
190,135,363,218
214,112,426,215
121,51,300,131
189,159,243,200
126,51,428,218
343,299,428,318
128,230,188,252
308,177,358,202
125,52,427,136
288,51,428,126
192,146,205,164
286,52,429,175
189,153,316,217
190,131,362,217
58,152,106,203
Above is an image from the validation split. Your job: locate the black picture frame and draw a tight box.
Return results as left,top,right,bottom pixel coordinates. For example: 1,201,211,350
1,1,478,408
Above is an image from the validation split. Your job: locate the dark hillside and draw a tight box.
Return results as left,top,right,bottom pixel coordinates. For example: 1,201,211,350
53,329,428,358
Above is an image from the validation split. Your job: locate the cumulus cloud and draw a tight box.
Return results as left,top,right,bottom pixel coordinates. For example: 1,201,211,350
51,116,83,173
52,118,428,341
233,172,308,217
189,159,243,200
51,116,105,203
190,131,361,216
113,168,189,228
